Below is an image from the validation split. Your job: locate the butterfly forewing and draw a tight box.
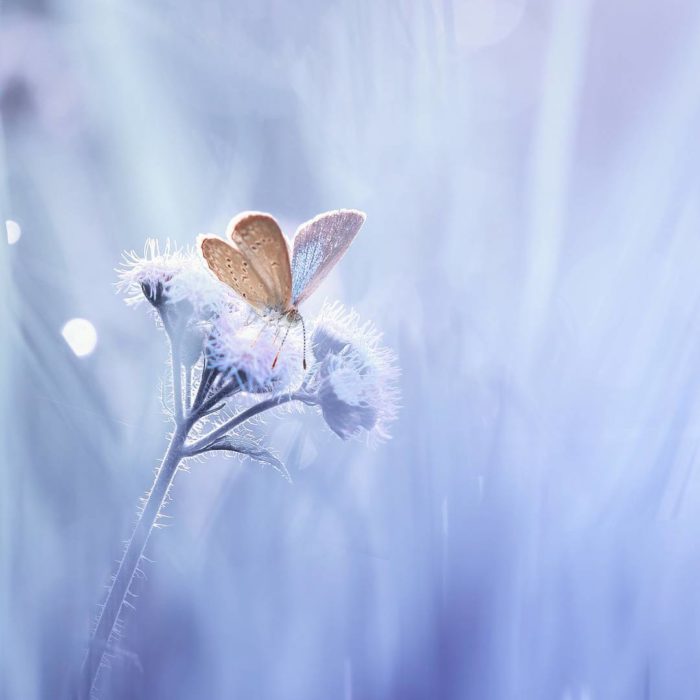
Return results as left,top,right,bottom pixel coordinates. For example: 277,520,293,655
199,236,271,311
228,212,292,312
291,210,366,305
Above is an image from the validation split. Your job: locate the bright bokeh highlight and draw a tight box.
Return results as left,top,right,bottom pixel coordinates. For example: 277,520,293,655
61,318,98,357
5,220,21,245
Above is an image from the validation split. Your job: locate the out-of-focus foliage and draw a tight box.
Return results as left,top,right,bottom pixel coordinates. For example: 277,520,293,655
2,0,700,698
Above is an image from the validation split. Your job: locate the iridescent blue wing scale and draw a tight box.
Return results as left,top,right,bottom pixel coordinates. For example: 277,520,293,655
291,210,366,306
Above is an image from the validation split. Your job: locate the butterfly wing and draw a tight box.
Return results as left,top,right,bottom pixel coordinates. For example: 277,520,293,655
291,209,366,306
228,212,292,312
199,235,272,311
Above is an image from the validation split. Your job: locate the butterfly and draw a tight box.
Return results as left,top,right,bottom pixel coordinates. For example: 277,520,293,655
198,209,366,369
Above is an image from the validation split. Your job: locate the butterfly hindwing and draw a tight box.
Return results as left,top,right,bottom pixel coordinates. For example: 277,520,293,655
291,209,366,305
199,236,272,311
228,212,292,312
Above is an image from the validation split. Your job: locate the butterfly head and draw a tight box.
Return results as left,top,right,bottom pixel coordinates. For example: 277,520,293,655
284,308,303,325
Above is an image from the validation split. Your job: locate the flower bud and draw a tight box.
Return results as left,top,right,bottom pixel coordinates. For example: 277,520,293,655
318,366,378,439
312,324,350,361
310,302,399,441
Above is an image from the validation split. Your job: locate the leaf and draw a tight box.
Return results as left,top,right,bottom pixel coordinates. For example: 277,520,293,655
197,435,291,481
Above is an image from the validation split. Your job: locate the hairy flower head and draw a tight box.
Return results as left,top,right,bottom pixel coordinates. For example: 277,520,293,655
205,310,303,394
117,239,237,318
310,302,400,441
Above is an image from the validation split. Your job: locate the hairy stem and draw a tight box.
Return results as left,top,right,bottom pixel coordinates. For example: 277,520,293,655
162,312,184,425
191,363,214,413
80,319,187,698
170,338,184,424
79,426,187,698
187,381,241,428
184,367,192,412
186,392,314,455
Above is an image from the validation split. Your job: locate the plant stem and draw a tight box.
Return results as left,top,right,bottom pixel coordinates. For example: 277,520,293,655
161,311,184,425
191,361,216,410
170,337,184,424
184,367,192,412
187,381,241,427
186,392,313,455
79,425,187,699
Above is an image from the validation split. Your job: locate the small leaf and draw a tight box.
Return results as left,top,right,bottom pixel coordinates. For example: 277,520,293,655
197,436,291,481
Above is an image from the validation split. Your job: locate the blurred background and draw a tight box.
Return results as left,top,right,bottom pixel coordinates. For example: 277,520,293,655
3,0,700,698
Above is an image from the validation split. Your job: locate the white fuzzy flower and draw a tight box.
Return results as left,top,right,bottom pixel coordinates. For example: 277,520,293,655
117,239,237,318
310,302,400,441
117,239,187,307
205,309,303,394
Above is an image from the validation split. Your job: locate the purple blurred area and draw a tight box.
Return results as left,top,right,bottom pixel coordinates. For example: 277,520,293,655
3,0,700,698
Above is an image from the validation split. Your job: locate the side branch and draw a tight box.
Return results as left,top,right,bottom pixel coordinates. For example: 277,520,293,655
185,392,314,455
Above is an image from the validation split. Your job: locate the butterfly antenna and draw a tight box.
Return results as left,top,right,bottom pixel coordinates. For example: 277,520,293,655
300,314,307,370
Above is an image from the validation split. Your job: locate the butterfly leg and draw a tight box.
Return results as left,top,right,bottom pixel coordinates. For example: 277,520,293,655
249,320,268,348
272,323,293,369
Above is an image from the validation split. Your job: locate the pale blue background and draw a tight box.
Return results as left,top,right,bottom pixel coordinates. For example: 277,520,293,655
2,0,700,698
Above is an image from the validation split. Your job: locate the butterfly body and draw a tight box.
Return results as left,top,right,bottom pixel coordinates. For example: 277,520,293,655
199,209,366,367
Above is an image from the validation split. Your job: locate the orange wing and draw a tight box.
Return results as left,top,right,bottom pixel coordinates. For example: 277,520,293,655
227,212,292,313
199,235,272,311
